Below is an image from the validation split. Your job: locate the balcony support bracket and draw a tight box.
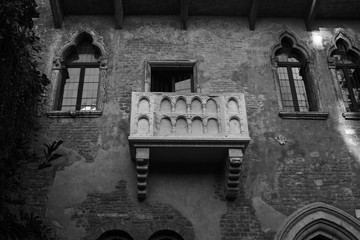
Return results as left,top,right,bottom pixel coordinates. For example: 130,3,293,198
225,148,243,200
136,148,150,201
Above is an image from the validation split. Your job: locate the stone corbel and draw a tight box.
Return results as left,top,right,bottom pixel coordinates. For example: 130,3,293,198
327,56,337,69
135,148,150,201
270,56,278,69
52,57,63,70
99,57,109,70
225,149,243,200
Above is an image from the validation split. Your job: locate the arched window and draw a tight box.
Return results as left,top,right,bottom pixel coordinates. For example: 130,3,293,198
58,39,101,111
275,37,311,112
274,202,360,240
330,39,360,112
149,230,184,240
271,31,328,119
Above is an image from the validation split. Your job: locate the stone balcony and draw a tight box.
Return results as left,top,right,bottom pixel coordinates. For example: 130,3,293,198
128,92,250,200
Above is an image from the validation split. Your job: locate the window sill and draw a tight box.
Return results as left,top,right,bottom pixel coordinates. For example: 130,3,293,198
46,110,102,118
342,112,360,120
279,111,329,120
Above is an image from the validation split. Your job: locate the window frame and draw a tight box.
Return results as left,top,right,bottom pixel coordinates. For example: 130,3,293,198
57,62,100,111
334,64,360,112
277,61,310,112
145,60,198,93
46,31,108,118
328,34,360,120
270,31,328,120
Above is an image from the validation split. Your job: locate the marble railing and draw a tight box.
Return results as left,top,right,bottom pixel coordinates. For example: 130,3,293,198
128,92,250,200
129,92,249,139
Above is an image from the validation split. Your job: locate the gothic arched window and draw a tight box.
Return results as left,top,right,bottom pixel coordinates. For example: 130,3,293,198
330,39,360,112
275,38,311,112
58,40,100,111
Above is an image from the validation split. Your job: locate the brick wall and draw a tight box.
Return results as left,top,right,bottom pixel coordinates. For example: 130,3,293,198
27,1,360,239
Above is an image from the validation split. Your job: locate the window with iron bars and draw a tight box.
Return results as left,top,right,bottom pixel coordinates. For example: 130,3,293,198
331,40,360,112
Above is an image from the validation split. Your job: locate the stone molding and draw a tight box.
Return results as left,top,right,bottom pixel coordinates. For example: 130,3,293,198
274,202,360,240
269,29,315,64
278,111,329,120
55,28,108,61
326,29,360,60
342,112,360,120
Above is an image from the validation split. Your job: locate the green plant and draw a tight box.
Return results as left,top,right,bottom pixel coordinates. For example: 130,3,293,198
38,140,64,169
0,208,55,240
0,1,55,239
0,0,50,200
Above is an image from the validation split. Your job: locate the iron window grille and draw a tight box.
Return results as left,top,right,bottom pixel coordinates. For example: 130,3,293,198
331,40,360,112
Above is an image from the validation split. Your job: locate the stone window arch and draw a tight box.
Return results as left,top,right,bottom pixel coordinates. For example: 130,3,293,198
274,202,360,240
149,230,185,240
97,230,134,240
327,31,360,119
270,30,328,120
48,30,108,117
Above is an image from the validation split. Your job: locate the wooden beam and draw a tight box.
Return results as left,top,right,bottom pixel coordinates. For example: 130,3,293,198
114,0,124,29
180,0,190,30
305,0,320,31
49,0,63,28
248,0,261,30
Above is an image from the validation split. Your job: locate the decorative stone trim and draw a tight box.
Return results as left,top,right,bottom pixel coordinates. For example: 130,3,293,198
48,30,108,113
135,148,150,201
270,29,325,114
270,29,314,63
46,110,102,118
342,112,360,120
326,30,360,59
129,92,250,200
274,202,360,240
56,28,108,59
278,111,329,120
225,149,243,200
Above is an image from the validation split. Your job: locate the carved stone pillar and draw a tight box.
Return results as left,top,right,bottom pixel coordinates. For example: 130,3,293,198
225,148,243,200
98,57,108,109
51,57,65,110
136,148,150,201
303,60,320,111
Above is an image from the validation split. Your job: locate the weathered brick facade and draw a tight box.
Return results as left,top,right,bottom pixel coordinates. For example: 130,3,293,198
25,0,360,239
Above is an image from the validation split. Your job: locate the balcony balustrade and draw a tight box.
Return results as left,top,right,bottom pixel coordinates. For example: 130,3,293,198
128,92,250,200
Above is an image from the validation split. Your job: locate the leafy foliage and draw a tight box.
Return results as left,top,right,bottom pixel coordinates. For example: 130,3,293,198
0,0,54,239
0,0,49,200
39,140,64,169
0,208,55,240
